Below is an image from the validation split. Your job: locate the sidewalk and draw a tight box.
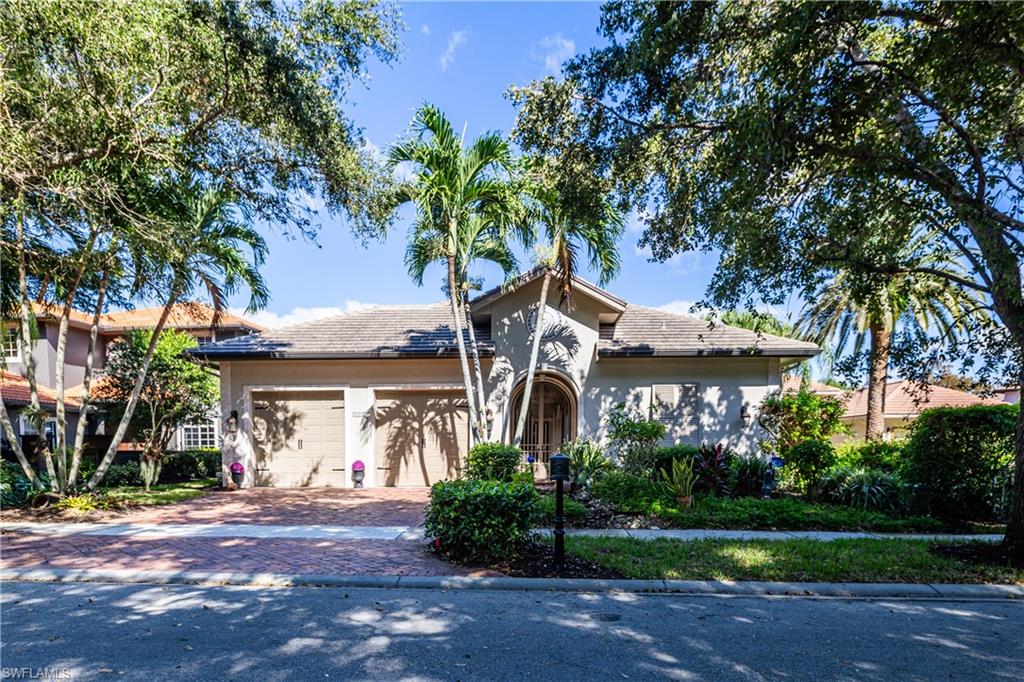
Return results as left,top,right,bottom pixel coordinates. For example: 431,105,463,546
0,521,1004,543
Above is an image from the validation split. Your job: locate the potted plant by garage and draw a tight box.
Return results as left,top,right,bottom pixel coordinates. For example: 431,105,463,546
661,457,696,508
229,461,245,487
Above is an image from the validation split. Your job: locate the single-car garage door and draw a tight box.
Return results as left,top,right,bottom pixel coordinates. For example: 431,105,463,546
374,391,470,487
252,390,345,487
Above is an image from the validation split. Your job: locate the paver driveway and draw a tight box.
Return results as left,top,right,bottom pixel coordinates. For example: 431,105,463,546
0,487,479,578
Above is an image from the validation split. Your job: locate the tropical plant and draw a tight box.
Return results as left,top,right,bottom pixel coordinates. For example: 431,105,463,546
605,403,666,476
92,330,218,490
464,442,523,482
87,187,268,490
800,232,988,440
660,457,696,501
817,467,911,515
389,105,525,444
693,443,735,497
561,439,614,491
511,178,623,446
759,388,847,455
732,455,771,498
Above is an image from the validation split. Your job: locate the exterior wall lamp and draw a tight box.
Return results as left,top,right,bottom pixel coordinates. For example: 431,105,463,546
226,410,239,434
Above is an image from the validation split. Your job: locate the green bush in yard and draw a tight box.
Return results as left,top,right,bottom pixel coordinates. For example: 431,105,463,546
654,445,700,477
161,450,221,483
904,404,1017,521
101,462,141,488
817,466,912,515
1,461,42,507
464,442,523,482
592,471,674,513
783,440,837,491
731,454,771,498
561,439,614,490
606,403,666,476
425,480,538,562
537,493,589,524
834,440,905,472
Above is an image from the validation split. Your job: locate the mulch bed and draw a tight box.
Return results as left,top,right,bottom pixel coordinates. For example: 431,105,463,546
929,541,1024,569
441,541,624,579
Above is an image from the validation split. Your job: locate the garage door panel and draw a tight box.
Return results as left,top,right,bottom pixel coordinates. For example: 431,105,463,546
253,390,345,487
375,391,469,487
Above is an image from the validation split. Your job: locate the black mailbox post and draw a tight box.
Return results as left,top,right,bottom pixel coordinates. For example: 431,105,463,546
549,452,570,568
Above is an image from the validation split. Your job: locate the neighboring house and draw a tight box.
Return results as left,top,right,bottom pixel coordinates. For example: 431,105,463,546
1,303,263,457
784,376,1002,441
193,273,820,488
994,386,1021,405
0,370,82,455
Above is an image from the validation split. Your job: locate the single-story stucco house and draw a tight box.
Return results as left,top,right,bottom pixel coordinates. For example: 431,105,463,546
193,273,820,488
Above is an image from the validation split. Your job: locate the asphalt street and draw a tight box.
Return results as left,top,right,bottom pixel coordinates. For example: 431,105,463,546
1,581,1021,681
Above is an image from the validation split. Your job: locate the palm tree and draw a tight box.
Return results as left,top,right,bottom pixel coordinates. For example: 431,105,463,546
85,185,268,489
511,185,623,447
799,235,988,441
407,212,524,440
388,105,523,445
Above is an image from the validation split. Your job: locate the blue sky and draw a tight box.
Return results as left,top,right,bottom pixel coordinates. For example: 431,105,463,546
236,2,792,329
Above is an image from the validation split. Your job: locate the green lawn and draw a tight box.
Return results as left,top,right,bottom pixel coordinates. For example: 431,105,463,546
103,478,217,507
563,536,1024,584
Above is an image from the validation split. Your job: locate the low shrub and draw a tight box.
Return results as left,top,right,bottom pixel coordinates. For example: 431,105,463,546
731,455,771,498
783,440,837,491
1,461,41,508
464,442,523,482
54,493,110,513
834,440,905,472
161,450,221,483
660,457,696,500
510,466,535,486
693,443,735,496
424,479,538,562
759,388,847,454
100,462,141,488
817,466,911,515
561,439,614,490
537,493,589,524
654,445,700,478
606,403,666,476
592,471,674,514
903,404,1017,521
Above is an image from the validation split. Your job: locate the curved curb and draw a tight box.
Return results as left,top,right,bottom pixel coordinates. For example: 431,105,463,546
2,567,1022,600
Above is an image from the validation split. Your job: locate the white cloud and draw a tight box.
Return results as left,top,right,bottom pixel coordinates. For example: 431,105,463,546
235,301,377,329
392,160,416,183
439,30,467,70
657,300,703,317
421,24,430,35
532,33,575,75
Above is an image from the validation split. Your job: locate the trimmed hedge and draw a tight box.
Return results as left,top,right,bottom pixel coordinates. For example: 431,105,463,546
464,442,523,482
424,479,538,562
834,440,905,472
160,450,221,483
904,404,1017,521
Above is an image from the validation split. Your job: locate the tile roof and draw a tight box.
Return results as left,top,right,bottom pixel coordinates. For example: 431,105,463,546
27,302,263,333
843,380,1001,418
597,306,820,358
192,301,819,360
192,303,490,360
781,376,848,396
1,371,80,410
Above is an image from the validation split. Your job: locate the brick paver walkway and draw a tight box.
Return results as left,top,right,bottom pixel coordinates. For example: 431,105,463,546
1,487,431,527
0,532,474,577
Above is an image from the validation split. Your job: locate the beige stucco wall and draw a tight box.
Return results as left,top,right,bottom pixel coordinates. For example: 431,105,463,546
218,282,784,487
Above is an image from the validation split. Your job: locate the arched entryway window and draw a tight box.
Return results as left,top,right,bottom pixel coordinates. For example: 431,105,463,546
509,373,577,474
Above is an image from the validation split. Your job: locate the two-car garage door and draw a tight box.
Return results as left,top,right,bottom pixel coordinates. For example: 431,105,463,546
251,388,469,487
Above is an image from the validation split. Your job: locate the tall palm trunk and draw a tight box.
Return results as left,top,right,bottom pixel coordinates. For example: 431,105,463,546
87,289,178,490
512,270,551,447
15,205,57,489
865,321,891,441
464,297,489,440
68,266,111,490
447,254,481,446
53,229,98,490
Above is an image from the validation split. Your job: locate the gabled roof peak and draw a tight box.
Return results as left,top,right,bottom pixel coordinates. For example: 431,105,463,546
469,268,627,315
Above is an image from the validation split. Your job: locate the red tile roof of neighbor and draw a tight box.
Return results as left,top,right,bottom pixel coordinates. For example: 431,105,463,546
29,302,264,333
1,371,80,410
842,380,1000,418
781,375,847,396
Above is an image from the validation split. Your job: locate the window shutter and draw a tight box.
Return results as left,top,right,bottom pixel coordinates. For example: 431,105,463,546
651,383,701,445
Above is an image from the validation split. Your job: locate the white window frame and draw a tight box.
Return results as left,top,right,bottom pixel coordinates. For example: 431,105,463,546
181,418,218,450
3,328,21,361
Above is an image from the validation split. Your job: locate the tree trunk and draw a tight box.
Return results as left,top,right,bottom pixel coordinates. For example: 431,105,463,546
865,322,890,441
446,255,481,446
0,399,41,487
52,230,98,490
68,266,111,489
1003,361,1024,561
464,297,489,440
15,206,57,489
513,270,551,447
87,289,178,490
